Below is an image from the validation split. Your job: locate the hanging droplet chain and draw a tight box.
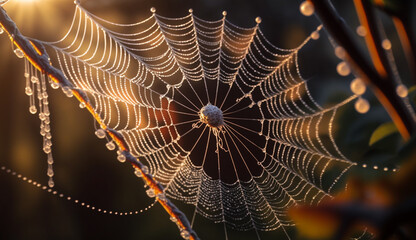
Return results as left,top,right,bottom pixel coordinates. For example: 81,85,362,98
24,59,55,188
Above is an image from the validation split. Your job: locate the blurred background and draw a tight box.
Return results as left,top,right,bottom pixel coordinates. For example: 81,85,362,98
0,0,413,239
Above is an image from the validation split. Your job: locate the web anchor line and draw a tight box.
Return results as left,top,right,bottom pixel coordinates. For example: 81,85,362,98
0,165,157,215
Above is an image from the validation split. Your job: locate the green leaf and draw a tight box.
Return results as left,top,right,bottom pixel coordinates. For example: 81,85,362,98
369,122,398,146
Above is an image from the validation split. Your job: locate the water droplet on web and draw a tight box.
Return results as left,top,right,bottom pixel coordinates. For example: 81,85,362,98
350,78,366,95
334,46,345,59
43,146,51,154
180,230,190,240
47,155,54,164
170,216,178,223
79,102,86,109
39,113,46,121
117,154,126,163
47,167,54,177
29,105,37,114
134,169,142,177
142,165,149,175
336,61,351,76
255,17,262,24
95,129,106,139
396,84,408,98
382,39,391,50
25,87,33,96
51,82,59,89
146,188,155,198
106,141,116,150
300,1,314,16
31,76,39,83
0,28,3,35
355,97,370,114
48,179,55,188
14,48,24,58
157,193,167,201
356,25,367,37
62,86,73,97
311,31,320,40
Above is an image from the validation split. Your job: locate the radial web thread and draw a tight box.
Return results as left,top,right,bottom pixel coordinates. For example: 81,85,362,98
26,4,358,235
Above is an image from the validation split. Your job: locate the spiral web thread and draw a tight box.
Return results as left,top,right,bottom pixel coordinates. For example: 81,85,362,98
26,4,357,237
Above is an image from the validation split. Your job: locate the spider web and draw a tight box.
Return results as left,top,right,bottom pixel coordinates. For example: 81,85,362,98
29,4,356,237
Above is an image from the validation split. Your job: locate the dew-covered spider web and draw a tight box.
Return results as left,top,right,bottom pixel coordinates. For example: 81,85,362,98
16,3,358,238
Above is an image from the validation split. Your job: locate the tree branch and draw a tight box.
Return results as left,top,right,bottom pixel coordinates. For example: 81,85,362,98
0,6,198,240
309,0,416,140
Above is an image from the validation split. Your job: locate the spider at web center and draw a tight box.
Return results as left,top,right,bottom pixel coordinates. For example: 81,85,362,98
199,103,224,128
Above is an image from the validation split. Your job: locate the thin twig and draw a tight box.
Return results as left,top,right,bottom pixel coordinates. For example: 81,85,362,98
0,6,199,240
309,0,416,140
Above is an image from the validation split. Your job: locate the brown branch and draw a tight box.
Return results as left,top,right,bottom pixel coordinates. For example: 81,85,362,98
393,16,416,84
0,6,199,240
353,0,393,79
309,0,416,140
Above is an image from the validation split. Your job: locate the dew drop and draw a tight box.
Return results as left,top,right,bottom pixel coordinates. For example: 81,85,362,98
31,76,39,83
47,168,54,177
39,113,46,121
300,1,314,16
47,155,54,164
382,39,391,50
350,78,366,95
62,86,73,97
134,169,142,177
311,31,320,40
255,17,262,24
95,128,106,139
146,188,155,198
334,46,346,59
51,82,59,89
43,146,51,154
170,216,178,223
106,141,116,150
355,97,370,114
150,7,156,13
356,25,367,37
14,48,24,58
29,105,37,114
48,179,55,188
396,84,408,98
117,154,126,163
336,61,351,76
157,193,167,201
0,28,3,35
25,87,33,96
142,165,149,175
79,102,86,109
180,230,190,240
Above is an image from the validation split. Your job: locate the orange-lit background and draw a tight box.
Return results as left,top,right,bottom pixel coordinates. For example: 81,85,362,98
0,0,406,239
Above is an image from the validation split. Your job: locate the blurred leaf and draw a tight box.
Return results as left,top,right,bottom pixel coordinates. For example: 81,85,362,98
370,0,413,17
288,205,339,239
409,85,416,105
369,122,398,146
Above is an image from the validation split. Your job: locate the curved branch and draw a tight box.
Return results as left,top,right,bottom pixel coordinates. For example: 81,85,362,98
0,6,199,240
309,0,416,140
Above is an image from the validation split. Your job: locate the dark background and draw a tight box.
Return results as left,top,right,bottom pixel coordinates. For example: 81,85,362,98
0,0,413,239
